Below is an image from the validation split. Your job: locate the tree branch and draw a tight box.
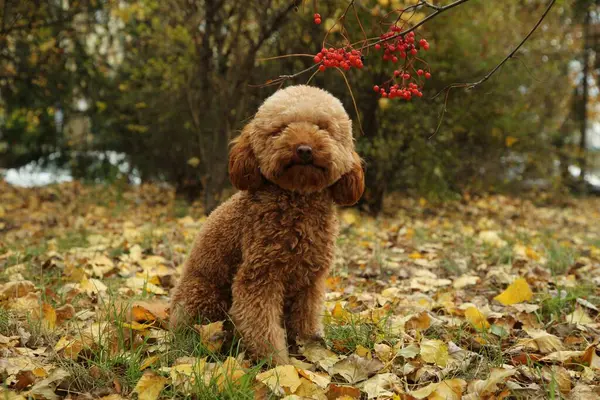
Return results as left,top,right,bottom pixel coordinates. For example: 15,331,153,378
360,0,471,51
250,63,320,87
432,0,556,99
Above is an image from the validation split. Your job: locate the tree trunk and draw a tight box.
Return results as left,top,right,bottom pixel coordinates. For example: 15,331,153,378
357,93,385,215
579,6,591,192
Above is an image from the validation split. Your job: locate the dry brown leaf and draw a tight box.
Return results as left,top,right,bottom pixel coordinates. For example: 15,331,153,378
566,307,594,325
293,377,328,399
297,368,331,389
27,368,70,400
325,384,361,399
330,355,383,384
301,342,341,371
405,311,431,331
453,275,480,289
130,300,169,322
429,378,467,400
524,328,564,354
582,345,600,370
1,280,36,299
540,350,584,363
467,368,516,396
361,372,401,399
55,304,75,324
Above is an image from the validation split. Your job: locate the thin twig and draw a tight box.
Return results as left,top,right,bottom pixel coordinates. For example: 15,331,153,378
257,53,314,62
249,63,320,87
335,67,364,135
360,0,471,51
432,0,556,99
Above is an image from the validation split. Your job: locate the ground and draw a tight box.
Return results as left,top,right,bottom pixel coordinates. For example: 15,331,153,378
0,180,599,400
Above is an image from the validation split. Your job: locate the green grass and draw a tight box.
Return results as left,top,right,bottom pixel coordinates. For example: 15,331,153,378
536,284,596,326
56,229,90,251
544,241,577,275
440,257,462,276
486,244,514,266
0,308,14,336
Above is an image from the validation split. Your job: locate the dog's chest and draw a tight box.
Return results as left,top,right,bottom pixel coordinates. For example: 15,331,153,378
248,190,337,278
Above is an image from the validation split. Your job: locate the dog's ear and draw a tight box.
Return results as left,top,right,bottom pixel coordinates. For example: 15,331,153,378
330,151,365,206
229,130,263,191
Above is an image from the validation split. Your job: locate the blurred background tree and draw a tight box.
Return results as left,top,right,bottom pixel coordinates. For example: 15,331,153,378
1,0,599,214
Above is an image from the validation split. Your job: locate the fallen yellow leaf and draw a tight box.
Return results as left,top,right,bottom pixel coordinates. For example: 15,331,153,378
256,365,301,396
464,306,490,330
420,339,448,367
133,371,167,400
505,136,518,147
493,278,533,305
194,321,226,352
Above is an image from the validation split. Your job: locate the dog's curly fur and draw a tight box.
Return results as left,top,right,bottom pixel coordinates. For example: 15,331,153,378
170,85,365,364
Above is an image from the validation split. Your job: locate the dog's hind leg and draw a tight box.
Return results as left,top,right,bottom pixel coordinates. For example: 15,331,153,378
169,276,230,328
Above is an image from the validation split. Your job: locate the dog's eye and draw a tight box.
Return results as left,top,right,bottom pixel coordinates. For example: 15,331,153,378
317,122,328,131
270,126,284,137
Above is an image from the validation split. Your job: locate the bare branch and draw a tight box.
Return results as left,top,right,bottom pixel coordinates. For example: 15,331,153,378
432,0,556,99
360,0,471,51
250,63,320,87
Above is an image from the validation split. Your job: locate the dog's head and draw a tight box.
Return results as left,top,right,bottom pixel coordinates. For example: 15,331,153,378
229,85,364,206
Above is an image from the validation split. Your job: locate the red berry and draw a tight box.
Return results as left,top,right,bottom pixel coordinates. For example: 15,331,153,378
425,72,431,79
375,44,381,50
394,70,400,77
410,48,418,56
373,85,380,92
314,13,321,18
419,39,427,46
318,65,326,72
392,56,398,63
417,69,424,76
314,56,321,63
314,17,321,24
382,92,388,98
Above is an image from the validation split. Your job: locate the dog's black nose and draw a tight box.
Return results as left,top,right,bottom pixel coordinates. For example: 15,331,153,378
296,145,313,164
296,144,312,164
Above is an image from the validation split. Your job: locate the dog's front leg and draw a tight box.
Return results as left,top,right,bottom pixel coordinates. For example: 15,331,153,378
287,271,326,343
230,271,289,365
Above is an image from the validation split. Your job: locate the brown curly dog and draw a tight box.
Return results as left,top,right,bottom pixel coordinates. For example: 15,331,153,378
170,85,364,364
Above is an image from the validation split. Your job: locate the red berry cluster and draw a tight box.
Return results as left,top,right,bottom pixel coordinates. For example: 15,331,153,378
314,13,321,24
373,82,423,99
375,29,428,60
372,27,432,101
314,48,364,72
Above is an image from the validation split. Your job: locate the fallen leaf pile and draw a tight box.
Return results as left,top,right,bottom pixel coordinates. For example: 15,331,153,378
0,181,599,399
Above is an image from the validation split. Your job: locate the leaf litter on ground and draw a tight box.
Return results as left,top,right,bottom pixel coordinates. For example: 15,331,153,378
0,181,599,398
